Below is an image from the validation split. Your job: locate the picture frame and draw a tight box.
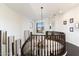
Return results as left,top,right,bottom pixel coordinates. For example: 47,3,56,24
70,18,74,23
63,21,67,25
69,27,74,32
75,23,79,29
36,22,44,33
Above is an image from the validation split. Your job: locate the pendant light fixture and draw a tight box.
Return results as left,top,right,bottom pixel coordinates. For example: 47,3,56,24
36,6,44,33
41,6,43,21
40,6,44,33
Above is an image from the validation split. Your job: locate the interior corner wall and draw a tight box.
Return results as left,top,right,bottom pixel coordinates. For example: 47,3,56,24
0,4,23,40
0,4,23,56
53,7,79,47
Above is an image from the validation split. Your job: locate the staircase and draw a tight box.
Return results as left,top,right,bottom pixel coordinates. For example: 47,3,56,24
21,31,66,56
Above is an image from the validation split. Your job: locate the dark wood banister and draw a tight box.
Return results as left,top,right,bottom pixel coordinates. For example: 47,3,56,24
21,32,32,56
21,31,66,56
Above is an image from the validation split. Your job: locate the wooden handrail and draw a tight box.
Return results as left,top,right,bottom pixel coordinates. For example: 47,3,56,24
21,31,66,56
21,32,32,56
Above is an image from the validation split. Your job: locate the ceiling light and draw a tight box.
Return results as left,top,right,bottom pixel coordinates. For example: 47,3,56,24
41,6,43,20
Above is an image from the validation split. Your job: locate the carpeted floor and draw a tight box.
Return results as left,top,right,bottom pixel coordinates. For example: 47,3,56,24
66,42,79,56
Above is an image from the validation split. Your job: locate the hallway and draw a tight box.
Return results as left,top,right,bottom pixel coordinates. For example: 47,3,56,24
66,42,79,56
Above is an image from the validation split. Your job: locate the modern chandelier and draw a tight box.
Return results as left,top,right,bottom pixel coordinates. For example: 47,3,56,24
41,6,51,30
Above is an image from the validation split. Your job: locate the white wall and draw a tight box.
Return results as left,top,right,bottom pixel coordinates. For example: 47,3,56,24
54,7,79,47
0,4,23,55
0,4,22,39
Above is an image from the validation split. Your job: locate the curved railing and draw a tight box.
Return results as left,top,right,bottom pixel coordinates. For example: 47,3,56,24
21,34,31,56
21,31,66,56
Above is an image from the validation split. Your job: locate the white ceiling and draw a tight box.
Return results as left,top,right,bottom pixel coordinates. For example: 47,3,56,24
5,3,79,20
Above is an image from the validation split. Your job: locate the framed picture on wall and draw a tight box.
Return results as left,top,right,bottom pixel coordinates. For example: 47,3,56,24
36,22,44,33
70,18,74,23
63,21,67,25
75,23,79,29
69,27,74,32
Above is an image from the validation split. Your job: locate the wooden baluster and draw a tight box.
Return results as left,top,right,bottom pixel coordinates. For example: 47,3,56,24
38,36,39,56
57,36,58,55
55,35,56,56
40,35,42,56
55,35,57,56
20,39,21,56
34,36,35,55
61,35,62,55
34,35,37,55
31,32,32,56
56,35,58,55
57,36,59,55
32,36,34,55
16,40,17,56
36,35,37,56
42,35,44,56
32,35,34,56
60,35,62,55
39,36,40,56
56,35,58,56
59,35,60,55
59,35,60,54
53,35,55,56
51,36,52,55
44,36,45,56
53,36,54,56
8,37,9,56
64,34,66,53
50,36,51,56
58,35,60,54
47,36,48,56
40,36,41,56
41,35,43,56
54,35,55,56
52,36,54,56
37,36,38,56
49,36,50,56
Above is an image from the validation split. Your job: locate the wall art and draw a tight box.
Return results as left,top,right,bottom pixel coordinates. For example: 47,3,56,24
63,21,67,25
70,18,74,23
75,23,79,29
36,22,44,33
69,27,74,32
